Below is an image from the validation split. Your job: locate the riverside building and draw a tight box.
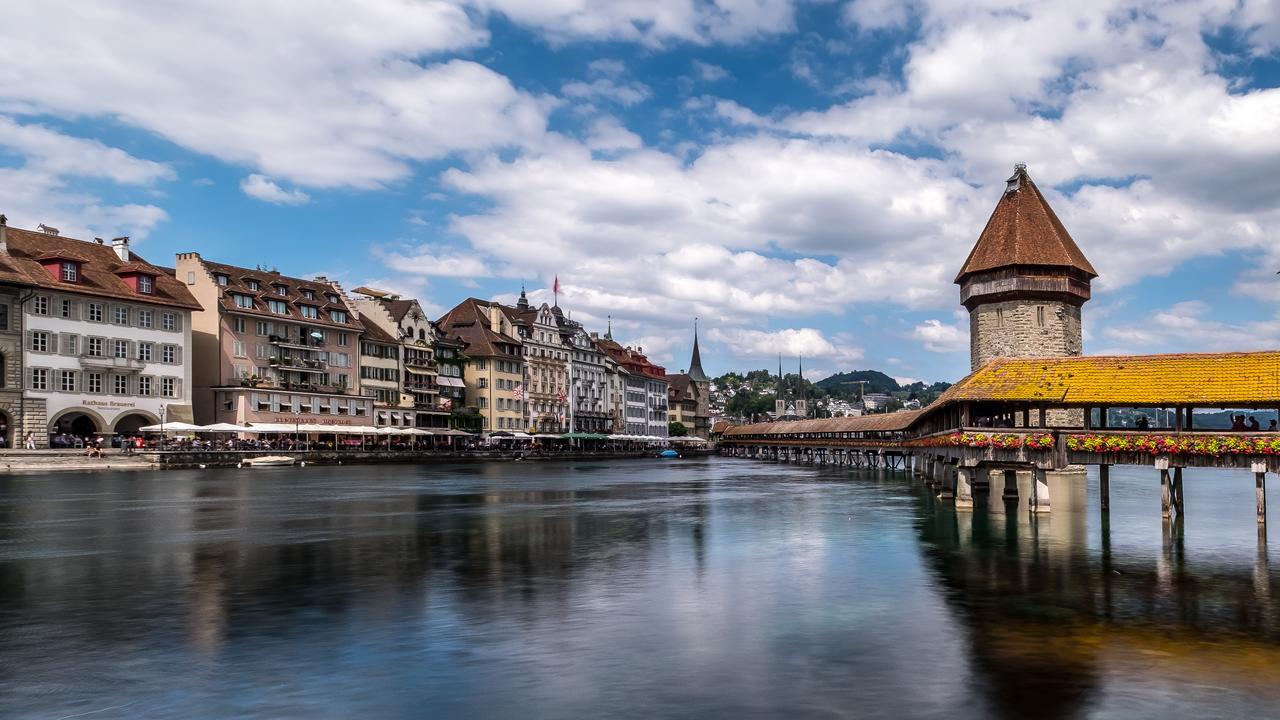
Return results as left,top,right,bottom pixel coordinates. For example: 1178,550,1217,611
505,291,571,433
176,253,372,426
436,297,525,433
0,222,198,446
351,290,455,429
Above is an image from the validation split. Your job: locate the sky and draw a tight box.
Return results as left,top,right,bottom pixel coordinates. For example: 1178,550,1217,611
0,1,1278,385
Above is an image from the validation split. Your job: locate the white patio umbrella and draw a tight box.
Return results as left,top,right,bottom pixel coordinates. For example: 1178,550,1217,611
200,423,248,432
138,421,203,433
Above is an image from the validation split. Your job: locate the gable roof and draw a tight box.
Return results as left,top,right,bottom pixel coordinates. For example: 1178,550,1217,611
930,351,1280,408
358,314,399,344
436,298,523,359
955,165,1097,283
198,259,359,330
0,226,200,310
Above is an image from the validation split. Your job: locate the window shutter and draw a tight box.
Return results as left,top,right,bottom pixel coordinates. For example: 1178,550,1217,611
25,330,33,352
48,333,58,354
128,341,137,360
176,346,183,364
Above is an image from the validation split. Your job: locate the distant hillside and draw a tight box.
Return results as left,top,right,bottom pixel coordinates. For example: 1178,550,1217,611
815,370,901,396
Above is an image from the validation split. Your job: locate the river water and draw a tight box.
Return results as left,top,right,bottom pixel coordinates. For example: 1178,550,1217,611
1,458,1278,719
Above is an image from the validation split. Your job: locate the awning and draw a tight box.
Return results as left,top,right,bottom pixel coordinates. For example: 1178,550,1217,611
405,366,435,376
138,421,203,433
437,376,465,387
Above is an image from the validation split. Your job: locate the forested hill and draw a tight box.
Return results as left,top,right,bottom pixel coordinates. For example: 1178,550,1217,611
814,370,901,395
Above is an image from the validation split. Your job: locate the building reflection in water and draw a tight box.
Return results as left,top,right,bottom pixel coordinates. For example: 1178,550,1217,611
914,476,1279,720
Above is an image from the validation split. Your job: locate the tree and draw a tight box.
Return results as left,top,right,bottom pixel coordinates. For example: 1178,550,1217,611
668,421,688,437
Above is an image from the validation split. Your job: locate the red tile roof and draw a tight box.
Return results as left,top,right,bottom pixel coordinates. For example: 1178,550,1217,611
955,165,1096,283
436,298,523,360
200,259,359,330
0,226,200,309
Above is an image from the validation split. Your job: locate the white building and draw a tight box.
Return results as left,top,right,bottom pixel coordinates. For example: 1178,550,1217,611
4,226,197,444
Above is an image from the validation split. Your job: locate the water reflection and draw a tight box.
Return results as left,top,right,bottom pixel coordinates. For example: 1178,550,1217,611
0,460,1277,718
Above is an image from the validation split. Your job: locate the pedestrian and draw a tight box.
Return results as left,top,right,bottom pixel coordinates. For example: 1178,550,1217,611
1248,416,1261,432
24,431,35,450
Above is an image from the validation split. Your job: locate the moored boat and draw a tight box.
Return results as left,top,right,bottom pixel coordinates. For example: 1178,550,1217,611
244,455,296,467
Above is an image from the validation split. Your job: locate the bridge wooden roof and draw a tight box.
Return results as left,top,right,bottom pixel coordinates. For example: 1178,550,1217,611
933,351,1280,407
723,409,923,436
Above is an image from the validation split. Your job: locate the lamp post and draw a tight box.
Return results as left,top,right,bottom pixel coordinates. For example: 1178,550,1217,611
159,404,166,451
293,408,301,451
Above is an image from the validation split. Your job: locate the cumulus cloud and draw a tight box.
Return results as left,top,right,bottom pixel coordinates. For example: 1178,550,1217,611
692,60,731,82
912,319,967,353
1102,300,1280,354
467,0,800,45
240,175,310,205
707,327,864,365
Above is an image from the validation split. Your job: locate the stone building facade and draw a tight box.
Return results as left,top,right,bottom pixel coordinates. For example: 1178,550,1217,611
0,279,26,447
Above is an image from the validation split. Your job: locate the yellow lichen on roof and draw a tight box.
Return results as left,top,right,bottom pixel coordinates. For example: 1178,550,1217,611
942,351,1280,406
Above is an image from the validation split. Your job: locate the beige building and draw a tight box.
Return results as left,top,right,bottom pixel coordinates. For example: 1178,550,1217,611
436,297,524,434
176,253,372,427
504,292,570,433
350,291,454,428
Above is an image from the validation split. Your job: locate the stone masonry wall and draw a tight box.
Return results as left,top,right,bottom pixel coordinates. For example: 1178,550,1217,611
969,299,1082,371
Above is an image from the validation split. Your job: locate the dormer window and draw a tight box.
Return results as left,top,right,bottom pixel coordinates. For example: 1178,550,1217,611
327,294,339,304
246,279,260,291
300,305,319,319
233,294,254,309
60,261,79,282
216,274,229,286
302,289,315,300
137,275,154,294
274,285,287,296
330,309,348,324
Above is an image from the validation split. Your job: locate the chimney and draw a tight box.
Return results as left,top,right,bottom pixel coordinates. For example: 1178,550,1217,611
111,236,130,262
0,214,6,254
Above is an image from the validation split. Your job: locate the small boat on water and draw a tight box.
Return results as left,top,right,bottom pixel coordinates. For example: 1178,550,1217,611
658,449,680,458
244,455,296,467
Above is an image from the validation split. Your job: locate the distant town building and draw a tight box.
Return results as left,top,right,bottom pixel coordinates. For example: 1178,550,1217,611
665,324,712,437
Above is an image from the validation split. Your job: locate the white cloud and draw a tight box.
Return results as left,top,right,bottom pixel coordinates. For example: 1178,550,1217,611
1103,300,1280,354
562,78,653,106
240,174,310,205
707,327,864,365
0,2,549,189
842,0,915,31
467,0,800,46
585,117,644,151
692,60,731,82
912,319,967,353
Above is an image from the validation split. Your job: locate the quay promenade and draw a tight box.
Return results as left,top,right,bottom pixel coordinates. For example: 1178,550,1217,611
721,351,1280,527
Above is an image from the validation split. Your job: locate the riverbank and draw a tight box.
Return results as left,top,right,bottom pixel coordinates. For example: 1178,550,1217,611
0,448,715,472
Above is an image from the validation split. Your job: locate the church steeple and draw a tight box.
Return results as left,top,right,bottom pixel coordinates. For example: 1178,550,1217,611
516,285,530,311
688,318,708,383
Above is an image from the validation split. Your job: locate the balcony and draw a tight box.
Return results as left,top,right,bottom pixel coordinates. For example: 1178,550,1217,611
270,356,327,372
405,357,438,371
269,334,325,350
80,355,145,373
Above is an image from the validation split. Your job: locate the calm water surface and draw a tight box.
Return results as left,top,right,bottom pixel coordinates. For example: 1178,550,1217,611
1,458,1278,719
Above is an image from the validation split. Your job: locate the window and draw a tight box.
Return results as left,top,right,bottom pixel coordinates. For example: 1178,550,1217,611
338,332,349,346
87,373,103,394
267,299,288,314
33,296,48,315
60,370,77,393
138,310,153,328
88,303,104,322
478,397,487,409
113,375,129,394
476,359,487,370
59,299,74,319
246,279,259,291
327,294,339,304
138,343,153,362
233,340,246,358
996,308,1004,327
112,306,129,325
62,334,77,356
329,310,348,323
162,345,177,363
234,294,254,309
30,331,49,353
274,285,287,296
1036,306,1046,327
0,303,7,330
300,305,319,319
227,317,244,334
478,378,488,389
302,289,315,300
162,377,176,398
138,376,152,396
186,271,196,285
30,368,48,391
113,339,128,359
256,321,270,336
162,313,177,331
61,262,77,282
138,275,154,294
87,337,103,357
216,274,229,286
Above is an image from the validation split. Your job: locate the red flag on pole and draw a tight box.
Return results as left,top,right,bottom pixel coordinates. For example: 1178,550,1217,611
553,274,560,301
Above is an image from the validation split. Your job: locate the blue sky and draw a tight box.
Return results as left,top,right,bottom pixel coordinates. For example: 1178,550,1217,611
1,1,1278,385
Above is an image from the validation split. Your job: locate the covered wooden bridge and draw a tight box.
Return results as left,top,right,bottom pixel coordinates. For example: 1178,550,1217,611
721,351,1280,524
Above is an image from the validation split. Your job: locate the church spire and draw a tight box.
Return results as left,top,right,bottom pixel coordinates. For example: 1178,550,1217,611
516,284,529,310
688,318,708,383
605,314,613,341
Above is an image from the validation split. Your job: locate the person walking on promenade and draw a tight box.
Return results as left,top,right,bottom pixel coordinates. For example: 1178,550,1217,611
24,431,35,450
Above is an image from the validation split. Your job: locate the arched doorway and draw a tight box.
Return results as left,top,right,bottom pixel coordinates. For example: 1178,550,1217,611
113,412,157,436
49,409,104,447
0,410,11,449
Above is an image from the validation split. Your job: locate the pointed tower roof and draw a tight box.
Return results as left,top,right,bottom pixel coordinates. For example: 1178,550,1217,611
516,285,530,310
955,164,1097,284
688,319,709,383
